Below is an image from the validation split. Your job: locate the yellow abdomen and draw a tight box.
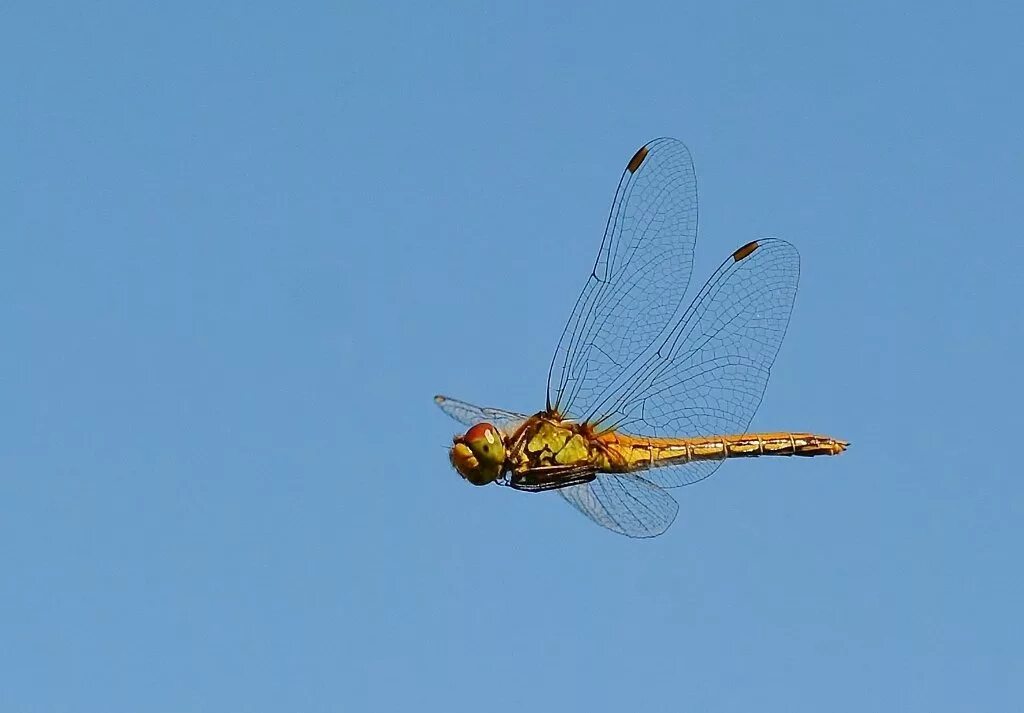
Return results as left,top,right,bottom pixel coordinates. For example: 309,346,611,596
596,431,848,473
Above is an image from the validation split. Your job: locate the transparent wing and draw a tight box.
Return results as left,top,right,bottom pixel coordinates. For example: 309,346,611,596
547,138,698,419
587,238,801,488
433,394,529,430
556,474,679,538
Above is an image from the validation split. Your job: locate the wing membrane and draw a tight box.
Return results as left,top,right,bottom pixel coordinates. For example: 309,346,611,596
547,138,698,419
589,238,801,487
433,395,528,430
556,474,678,538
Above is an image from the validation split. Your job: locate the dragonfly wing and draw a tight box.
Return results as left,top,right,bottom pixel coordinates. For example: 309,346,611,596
547,138,699,420
556,474,679,538
588,238,801,488
433,394,529,430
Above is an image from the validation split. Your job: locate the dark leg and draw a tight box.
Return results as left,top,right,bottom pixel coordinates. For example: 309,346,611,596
509,465,598,492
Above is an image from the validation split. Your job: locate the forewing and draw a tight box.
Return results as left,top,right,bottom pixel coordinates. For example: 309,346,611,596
433,394,529,431
547,138,698,420
556,474,679,538
587,238,801,487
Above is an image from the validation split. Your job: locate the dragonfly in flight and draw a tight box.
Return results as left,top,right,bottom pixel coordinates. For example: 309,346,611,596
436,138,847,537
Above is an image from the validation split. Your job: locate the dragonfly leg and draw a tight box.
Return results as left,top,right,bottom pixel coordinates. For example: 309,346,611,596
509,465,597,493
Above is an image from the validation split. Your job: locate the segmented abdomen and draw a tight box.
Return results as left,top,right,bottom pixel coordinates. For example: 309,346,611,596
598,432,848,473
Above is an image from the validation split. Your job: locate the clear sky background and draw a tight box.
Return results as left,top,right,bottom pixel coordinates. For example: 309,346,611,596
3,1,1022,711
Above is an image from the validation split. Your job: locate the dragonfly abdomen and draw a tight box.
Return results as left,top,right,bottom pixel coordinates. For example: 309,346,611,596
606,432,848,472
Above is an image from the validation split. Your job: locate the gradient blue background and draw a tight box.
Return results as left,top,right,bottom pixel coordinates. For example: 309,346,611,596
3,2,1022,710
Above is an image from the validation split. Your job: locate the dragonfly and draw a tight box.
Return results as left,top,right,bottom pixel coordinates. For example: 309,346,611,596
435,138,847,537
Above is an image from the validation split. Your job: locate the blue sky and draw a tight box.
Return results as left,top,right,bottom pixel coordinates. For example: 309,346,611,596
3,1,1022,710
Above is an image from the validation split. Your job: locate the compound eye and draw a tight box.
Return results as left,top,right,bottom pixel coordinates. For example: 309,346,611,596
465,423,496,443
463,422,504,466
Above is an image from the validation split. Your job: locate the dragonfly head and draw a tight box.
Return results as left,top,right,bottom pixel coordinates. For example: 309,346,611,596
450,422,505,486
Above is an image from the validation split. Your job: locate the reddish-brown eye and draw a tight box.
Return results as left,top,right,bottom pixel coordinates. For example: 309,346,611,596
465,423,496,443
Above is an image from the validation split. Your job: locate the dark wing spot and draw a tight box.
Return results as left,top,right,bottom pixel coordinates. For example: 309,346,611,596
732,240,759,262
626,145,649,173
